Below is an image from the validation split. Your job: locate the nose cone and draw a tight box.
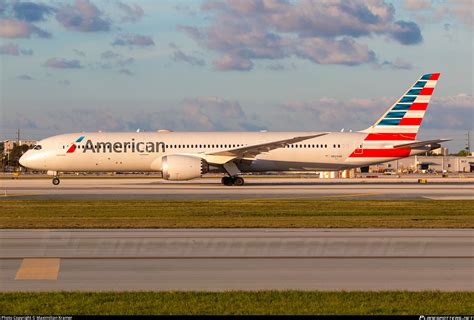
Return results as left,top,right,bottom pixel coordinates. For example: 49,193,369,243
19,152,30,168
19,150,41,169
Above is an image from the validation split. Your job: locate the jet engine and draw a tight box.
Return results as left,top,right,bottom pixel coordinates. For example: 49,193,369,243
161,155,209,180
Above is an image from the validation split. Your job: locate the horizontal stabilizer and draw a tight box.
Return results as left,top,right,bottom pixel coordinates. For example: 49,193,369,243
393,139,451,149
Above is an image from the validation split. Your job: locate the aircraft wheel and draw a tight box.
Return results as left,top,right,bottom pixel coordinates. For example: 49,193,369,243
221,176,233,186
232,177,244,186
52,177,60,185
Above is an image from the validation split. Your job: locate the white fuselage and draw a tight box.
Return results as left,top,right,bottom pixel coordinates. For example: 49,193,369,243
20,131,427,174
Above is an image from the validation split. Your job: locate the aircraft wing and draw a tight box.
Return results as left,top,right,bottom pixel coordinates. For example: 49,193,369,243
206,133,328,159
393,139,451,149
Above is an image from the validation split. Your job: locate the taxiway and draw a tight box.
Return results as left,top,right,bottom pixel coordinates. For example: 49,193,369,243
1,177,473,200
1,229,472,291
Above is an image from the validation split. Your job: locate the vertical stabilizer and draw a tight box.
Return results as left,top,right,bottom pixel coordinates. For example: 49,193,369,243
361,73,440,140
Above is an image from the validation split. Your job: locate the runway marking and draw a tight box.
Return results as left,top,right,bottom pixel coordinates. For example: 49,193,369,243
4,256,473,260
3,235,469,239
320,193,385,198
1,193,41,198
15,258,60,280
271,193,384,200
424,196,474,200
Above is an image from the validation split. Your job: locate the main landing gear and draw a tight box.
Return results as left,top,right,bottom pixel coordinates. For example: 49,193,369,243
221,161,244,186
221,176,244,186
52,177,60,185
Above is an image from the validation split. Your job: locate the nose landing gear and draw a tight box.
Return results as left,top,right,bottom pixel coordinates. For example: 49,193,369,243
221,176,245,186
52,177,60,185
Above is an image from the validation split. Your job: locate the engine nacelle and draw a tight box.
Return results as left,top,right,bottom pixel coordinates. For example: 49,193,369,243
161,155,209,181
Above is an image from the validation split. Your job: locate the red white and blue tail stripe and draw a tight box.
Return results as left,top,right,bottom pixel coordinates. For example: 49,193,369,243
350,73,440,160
362,72,440,138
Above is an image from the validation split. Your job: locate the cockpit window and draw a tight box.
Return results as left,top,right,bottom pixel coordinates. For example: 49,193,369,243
33,145,42,150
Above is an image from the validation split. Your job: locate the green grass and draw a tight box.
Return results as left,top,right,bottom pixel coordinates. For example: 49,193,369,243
0,291,472,315
0,200,472,228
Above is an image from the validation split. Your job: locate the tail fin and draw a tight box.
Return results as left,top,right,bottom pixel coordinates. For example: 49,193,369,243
361,73,440,140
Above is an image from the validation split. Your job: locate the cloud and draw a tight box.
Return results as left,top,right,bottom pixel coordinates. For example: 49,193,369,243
112,33,155,47
56,0,110,32
96,53,136,75
390,20,423,45
101,50,120,59
380,58,413,70
58,79,71,85
445,0,473,27
177,25,202,40
116,2,144,23
266,63,287,71
0,0,6,14
180,0,423,71
97,51,135,71
292,37,376,66
425,94,474,130
116,57,134,67
0,18,50,38
178,97,265,131
118,68,133,76
279,97,390,131
0,42,33,55
13,1,54,22
403,0,431,11
17,74,34,80
4,97,265,134
403,0,472,27
169,43,205,66
278,94,473,132
44,57,82,69
73,49,85,56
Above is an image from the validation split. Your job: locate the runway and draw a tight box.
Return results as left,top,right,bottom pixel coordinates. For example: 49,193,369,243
1,229,472,291
1,177,473,200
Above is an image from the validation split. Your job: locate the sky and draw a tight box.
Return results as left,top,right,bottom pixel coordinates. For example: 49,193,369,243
0,0,472,152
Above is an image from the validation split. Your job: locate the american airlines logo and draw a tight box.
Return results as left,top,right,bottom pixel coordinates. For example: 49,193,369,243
67,136,166,153
66,135,85,153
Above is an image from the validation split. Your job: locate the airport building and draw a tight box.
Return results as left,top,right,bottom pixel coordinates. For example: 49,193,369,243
2,139,37,155
367,155,474,174
431,147,449,156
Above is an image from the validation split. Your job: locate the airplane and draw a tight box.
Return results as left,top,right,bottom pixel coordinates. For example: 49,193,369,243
20,73,449,186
